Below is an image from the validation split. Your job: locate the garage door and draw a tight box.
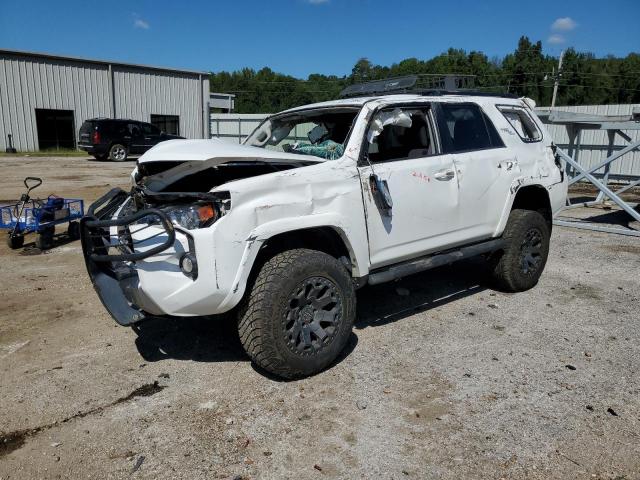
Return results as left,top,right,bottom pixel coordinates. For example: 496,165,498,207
35,109,76,150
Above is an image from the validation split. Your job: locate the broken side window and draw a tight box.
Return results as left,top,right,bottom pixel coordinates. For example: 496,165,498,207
366,107,435,163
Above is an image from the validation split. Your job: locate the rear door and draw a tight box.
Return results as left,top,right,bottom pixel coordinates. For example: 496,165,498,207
78,120,95,146
358,104,461,268
141,123,162,150
434,102,519,240
128,123,146,153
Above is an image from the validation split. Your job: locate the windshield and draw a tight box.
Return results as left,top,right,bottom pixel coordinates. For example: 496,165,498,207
244,107,360,160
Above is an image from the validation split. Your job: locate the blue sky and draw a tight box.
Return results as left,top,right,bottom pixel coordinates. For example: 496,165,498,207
1,0,638,78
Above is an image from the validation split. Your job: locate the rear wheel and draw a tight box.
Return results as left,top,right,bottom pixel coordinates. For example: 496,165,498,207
108,143,128,162
237,249,356,379
488,209,550,292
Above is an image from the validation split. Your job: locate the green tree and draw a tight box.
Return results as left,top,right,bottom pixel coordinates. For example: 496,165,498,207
209,38,639,113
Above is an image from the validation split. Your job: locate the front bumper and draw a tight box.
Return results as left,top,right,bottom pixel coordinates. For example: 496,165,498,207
81,188,177,325
81,188,231,326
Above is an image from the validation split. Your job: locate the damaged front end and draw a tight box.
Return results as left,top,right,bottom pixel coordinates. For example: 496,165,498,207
80,186,229,326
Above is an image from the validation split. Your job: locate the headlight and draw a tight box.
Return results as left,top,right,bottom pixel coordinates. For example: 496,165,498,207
165,203,219,230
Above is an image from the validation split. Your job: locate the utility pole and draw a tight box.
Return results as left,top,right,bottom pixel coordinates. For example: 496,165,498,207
551,50,565,109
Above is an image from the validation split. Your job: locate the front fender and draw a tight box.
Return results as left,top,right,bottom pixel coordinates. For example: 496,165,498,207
216,213,368,312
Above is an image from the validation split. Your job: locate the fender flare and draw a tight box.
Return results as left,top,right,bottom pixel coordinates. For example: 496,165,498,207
216,212,366,311
493,181,552,236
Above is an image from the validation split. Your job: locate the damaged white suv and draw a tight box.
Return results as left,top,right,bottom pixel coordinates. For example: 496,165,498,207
81,78,567,379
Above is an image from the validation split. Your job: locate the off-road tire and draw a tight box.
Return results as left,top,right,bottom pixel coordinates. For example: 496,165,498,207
237,248,356,379
108,143,128,162
489,209,550,292
6,234,24,249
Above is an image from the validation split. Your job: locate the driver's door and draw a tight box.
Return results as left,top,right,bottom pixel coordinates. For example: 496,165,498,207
128,123,145,154
142,123,162,149
358,105,462,268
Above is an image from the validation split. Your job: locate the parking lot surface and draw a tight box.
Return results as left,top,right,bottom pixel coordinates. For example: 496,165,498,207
0,156,639,479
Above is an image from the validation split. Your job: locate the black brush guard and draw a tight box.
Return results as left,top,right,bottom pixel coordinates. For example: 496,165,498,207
81,188,176,326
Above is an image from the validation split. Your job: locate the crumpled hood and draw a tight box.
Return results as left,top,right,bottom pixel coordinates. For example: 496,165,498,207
138,138,323,164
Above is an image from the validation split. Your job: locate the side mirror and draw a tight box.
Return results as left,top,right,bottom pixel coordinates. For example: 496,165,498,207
369,174,393,214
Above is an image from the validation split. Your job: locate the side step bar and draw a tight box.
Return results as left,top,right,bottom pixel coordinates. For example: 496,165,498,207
367,238,505,285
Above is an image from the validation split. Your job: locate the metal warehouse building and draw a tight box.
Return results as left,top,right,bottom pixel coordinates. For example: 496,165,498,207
0,49,218,152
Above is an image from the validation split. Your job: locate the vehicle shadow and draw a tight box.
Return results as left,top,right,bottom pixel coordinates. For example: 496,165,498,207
558,204,640,229
130,258,490,375
85,156,139,162
132,313,246,363
132,310,360,380
355,258,490,329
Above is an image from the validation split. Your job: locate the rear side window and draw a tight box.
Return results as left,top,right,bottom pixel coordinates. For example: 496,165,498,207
437,103,504,153
129,123,142,136
497,105,542,142
79,121,96,134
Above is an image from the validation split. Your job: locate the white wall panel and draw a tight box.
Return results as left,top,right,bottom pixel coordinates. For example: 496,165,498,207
0,51,208,151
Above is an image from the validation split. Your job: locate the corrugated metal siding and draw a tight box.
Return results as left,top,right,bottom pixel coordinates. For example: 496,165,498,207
0,52,208,151
113,67,205,139
536,104,640,178
210,113,268,143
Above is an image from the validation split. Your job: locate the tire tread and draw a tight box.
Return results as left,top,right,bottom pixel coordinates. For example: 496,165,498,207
237,248,355,379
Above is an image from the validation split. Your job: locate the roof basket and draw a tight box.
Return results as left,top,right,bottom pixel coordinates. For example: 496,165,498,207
340,74,476,98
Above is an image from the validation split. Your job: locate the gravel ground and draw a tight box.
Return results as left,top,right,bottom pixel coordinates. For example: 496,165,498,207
0,156,639,480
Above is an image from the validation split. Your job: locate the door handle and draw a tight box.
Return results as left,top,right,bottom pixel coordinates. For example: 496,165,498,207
434,169,455,181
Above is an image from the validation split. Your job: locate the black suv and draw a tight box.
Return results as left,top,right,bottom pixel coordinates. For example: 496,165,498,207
78,119,183,161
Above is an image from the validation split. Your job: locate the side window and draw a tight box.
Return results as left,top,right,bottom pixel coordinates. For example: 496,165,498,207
437,103,503,153
115,122,128,136
366,107,435,163
497,105,542,142
129,123,141,137
142,123,160,135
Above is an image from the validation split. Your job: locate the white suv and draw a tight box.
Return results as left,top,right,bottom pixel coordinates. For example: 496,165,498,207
81,81,567,379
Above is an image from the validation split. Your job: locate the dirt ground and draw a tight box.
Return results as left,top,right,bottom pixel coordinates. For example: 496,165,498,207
0,156,639,480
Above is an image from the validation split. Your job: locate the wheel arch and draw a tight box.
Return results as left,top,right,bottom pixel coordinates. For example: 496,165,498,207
511,184,552,230
251,226,359,280
219,223,362,311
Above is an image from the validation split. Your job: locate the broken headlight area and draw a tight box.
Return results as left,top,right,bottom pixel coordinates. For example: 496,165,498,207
132,187,231,231
164,202,218,230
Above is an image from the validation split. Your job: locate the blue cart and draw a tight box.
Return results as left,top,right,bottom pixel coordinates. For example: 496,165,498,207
1,177,85,250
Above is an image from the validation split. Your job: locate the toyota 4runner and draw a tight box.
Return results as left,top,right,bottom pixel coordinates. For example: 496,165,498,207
80,80,567,379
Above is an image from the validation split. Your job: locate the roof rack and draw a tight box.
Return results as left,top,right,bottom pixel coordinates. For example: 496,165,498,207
340,76,419,98
339,74,517,99
340,74,476,98
418,89,519,99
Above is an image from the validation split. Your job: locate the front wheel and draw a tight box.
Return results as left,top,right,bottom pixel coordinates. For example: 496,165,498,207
108,143,128,162
488,209,550,292
237,249,356,379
